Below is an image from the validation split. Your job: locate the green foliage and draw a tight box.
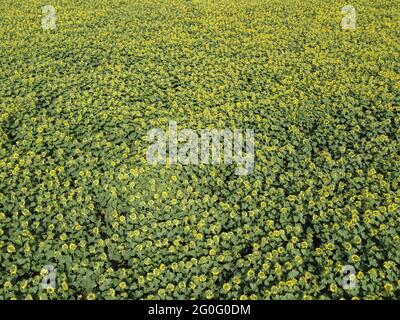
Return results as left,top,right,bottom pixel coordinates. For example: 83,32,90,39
0,0,399,300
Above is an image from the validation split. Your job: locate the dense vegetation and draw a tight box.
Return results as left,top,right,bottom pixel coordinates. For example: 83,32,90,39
0,0,399,299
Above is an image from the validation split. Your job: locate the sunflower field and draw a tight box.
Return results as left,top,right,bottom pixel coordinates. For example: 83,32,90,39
0,0,399,300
